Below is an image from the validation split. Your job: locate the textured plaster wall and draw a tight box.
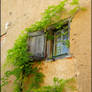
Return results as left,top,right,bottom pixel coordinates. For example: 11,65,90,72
70,1,91,92
1,0,91,92
23,58,78,92
40,58,77,86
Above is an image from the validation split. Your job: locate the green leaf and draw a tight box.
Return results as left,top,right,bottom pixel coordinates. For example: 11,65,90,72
70,0,79,5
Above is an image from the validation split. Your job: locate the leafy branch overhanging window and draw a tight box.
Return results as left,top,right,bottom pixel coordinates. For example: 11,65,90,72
28,19,70,60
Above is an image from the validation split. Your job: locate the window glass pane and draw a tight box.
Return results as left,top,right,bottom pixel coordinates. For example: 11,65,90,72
56,35,63,55
61,44,69,54
62,30,69,54
53,28,69,56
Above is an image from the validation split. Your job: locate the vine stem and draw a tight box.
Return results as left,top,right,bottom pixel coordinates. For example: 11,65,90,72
20,67,25,92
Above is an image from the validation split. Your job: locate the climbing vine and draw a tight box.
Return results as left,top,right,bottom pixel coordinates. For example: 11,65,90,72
32,77,77,92
1,0,82,92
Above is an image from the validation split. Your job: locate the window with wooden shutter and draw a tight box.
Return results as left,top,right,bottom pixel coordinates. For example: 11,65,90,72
28,19,70,60
28,31,46,60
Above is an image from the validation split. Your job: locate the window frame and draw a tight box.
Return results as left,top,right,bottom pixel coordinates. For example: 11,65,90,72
52,23,70,58
28,18,71,61
46,19,71,60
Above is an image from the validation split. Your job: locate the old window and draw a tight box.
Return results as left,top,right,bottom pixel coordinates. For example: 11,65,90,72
28,19,70,60
47,20,70,59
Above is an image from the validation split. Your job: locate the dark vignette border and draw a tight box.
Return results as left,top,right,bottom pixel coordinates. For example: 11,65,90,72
90,0,92,92
0,1,92,92
0,0,1,91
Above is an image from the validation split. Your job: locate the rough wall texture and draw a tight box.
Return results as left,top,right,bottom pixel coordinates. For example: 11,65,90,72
40,58,77,86
70,1,91,92
1,0,91,92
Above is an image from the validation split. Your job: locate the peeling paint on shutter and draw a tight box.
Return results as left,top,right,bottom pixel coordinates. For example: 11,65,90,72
28,31,46,60
35,35,45,57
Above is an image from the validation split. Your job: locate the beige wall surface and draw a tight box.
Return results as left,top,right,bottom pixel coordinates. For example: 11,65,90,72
1,0,91,92
70,2,91,92
40,58,77,86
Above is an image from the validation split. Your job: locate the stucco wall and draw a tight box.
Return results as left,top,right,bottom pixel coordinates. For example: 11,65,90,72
1,0,91,92
70,2,91,92
40,58,77,86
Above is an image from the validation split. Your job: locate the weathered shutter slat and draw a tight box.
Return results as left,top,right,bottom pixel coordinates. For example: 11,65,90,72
28,31,45,60
35,35,45,57
30,37,36,55
46,31,54,59
47,40,51,58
